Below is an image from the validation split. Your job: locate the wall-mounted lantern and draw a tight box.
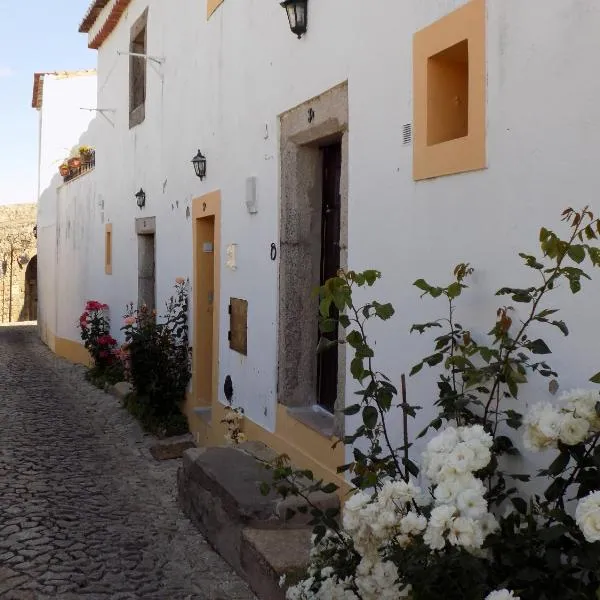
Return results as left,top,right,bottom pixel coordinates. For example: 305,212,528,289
192,149,207,180
135,188,146,209
280,0,308,39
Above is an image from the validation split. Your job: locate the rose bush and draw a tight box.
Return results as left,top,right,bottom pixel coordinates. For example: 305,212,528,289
266,207,600,600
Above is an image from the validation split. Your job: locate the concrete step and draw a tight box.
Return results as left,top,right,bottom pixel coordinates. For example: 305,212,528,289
177,443,338,599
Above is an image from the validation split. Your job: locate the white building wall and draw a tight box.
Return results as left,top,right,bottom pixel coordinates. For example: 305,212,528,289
70,0,600,454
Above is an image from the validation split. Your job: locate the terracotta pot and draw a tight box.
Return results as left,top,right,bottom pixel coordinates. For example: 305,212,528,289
68,157,81,169
59,165,69,177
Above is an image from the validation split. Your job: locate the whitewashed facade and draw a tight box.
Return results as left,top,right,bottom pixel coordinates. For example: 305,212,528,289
37,0,600,486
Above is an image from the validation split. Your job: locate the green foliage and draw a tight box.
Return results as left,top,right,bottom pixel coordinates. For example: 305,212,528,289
121,280,191,427
264,207,600,600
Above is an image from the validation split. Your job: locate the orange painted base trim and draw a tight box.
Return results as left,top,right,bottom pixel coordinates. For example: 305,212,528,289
42,328,92,366
183,397,350,498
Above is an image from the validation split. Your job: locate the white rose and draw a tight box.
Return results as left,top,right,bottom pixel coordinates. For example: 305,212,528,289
523,402,561,451
447,516,482,549
427,427,460,454
462,439,492,471
558,413,590,446
575,490,600,543
562,389,600,431
485,590,520,600
429,504,456,529
400,511,427,536
378,479,420,509
459,424,493,448
423,452,446,483
423,524,446,550
456,488,488,520
434,478,460,504
479,512,500,538
445,443,476,475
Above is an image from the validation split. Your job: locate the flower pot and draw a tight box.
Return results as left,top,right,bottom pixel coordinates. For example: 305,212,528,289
59,165,69,177
68,157,81,169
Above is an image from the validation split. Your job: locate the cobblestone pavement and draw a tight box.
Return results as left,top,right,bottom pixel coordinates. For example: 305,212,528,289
0,324,255,600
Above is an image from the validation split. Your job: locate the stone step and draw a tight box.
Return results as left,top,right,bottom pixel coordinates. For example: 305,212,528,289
177,443,338,599
241,528,312,600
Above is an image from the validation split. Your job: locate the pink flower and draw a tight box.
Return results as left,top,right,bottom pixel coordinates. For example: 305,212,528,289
124,316,136,326
175,277,185,284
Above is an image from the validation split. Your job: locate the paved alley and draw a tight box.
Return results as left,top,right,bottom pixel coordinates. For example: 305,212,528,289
0,325,254,600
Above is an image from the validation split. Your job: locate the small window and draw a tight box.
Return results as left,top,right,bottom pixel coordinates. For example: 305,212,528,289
412,0,486,180
105,224,113,275
427,40,469,146
129,9,148,129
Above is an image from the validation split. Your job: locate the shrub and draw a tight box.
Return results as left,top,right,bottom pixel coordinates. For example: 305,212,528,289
78,300,118,370
121,279,191,426
268,207,600,600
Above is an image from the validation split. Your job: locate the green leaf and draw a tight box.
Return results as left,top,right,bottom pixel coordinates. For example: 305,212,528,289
551,320,569,336
544,477,566,502
346,330,363,349
321,482,338,494
528,339,552,355
363,270,380,286
362,406,378,429
409,362,423,377
319,318,337,334
548,451,570,476
413,279,431,293
259,482,271,496
446,282,462,299
590,371,600,384
402,458,420,478
568,245,586,264
338,314,351,328
511,497,528,514
342,404,361,416
319,296,333,318
425,353,444,367
373,302,395,320
350,358,364,381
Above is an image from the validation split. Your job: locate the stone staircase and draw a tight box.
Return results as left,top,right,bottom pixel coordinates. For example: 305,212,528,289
177,442,339,599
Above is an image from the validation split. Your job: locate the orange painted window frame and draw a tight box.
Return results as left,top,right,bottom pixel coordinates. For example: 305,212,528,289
207,0,224,19
413,0,486,181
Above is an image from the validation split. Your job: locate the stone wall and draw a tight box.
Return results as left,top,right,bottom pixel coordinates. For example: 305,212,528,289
0,204,37,323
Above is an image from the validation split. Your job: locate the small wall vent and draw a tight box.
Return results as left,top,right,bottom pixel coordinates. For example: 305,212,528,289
402,123,413,145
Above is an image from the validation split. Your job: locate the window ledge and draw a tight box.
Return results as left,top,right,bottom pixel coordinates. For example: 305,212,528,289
286,405,335,439
193,406,212,426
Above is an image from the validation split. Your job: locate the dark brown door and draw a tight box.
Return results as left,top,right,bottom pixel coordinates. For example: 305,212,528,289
317,142,342,412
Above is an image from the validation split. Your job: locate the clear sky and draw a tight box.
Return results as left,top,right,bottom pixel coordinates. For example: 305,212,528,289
0,1,96,206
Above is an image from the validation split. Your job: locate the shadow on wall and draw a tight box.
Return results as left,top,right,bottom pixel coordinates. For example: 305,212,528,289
19,255,37,322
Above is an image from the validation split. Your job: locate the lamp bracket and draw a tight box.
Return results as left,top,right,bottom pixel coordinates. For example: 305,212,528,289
117,51,165,65
79,107,116,127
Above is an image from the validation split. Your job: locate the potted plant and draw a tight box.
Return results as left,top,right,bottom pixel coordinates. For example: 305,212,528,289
68,155,81,169
59,162,69,177
79,145,94,164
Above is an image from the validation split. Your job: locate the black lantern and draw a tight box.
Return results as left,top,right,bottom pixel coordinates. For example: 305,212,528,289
135,188,146,209
192,149,207,180
281,0,308,39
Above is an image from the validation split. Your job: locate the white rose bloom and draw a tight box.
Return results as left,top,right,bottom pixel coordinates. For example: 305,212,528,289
456,488,488,520
575,490,600,543
447,516,482,549
523,402,561,451
378,479,420,509
479,512,500,538
399,511,427,535
558,412,590,446
445,442,477,475
355,558,404,600
562,389,600,431
427,427,460,454
423,452,446,482
429,504,457,529
485,590,520,600
459,424,494,449
462,439,492,471
423,524,446,550
434,477,461,504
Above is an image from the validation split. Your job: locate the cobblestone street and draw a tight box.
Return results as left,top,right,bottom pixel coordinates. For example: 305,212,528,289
0,325,254,600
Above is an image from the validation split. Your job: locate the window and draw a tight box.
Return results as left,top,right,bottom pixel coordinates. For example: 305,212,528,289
413,0,486,180
427,40,469,146
129,9,148,129
105,224,113,275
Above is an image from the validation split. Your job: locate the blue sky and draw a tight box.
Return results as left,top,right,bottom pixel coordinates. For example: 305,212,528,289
0,1,96,205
